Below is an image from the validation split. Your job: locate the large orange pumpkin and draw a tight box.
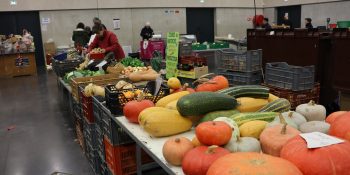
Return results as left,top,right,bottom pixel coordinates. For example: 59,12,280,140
281,135,350,175
329,112,350,141
207,152,302,175
326,111,347,124
195,121,232,146
182,145,229,175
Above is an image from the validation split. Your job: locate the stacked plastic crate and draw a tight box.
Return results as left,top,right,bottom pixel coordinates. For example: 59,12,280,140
80,87,101,175
264,62,318,109
217,49,263,85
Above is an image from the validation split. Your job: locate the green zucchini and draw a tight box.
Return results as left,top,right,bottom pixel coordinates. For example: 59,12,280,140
177,92,238,116
230,112,278,126
257,98,291,113
199,109,239,123
218,85,269,99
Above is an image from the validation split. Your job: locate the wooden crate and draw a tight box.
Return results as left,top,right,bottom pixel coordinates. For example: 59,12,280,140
70,74,121,101
0,52,37,78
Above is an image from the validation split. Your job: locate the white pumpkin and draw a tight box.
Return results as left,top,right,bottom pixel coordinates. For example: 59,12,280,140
224,136,261,153
214,117,240,139
299,121,330,134
282,111,307,127
296,100,326,121
266,114,298,129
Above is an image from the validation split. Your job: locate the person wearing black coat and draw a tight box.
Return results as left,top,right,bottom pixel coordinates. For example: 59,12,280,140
305,18,313,29
72,22,89,47
140,22,154,40
262,18,272,29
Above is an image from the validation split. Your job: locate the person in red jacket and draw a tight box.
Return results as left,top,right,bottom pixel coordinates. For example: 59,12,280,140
88,23,125,60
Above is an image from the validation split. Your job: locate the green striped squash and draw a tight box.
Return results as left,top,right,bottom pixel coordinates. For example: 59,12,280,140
257,98,291,113
230,112,278,126
199,109,239,123
218,85,269,99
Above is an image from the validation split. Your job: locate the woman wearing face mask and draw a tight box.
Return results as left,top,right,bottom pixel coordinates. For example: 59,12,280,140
87,23,125,61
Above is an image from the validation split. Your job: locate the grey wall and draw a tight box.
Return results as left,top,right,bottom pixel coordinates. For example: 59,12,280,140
263,0,345,8
263,8,277,24
40,8,186,51
40,8,260,51
216,8,264,39
1,0,263,11
301,1,350,27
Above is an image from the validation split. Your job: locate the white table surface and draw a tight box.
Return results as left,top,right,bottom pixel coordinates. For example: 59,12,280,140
114,116,195,175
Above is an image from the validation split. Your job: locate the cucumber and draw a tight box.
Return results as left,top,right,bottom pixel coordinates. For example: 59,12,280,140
218,85,269,99
177,92,238,117
258,98,291,113
199,109,239,123
230,112,278,126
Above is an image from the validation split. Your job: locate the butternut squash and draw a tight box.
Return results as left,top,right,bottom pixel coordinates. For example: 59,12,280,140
236,97,268,112
156,91,190,107
268,93,279,102
139,107,192,137
239,120,268,139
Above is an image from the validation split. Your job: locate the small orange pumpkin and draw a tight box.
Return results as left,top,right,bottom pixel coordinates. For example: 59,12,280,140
162,137,194,166
191,136,205,147
196,121,232,146
260,123,301,157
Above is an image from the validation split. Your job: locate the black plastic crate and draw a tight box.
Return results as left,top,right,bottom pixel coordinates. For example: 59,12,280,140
218,69,262,85
100,161,109,175
86,150,101,175
216,49,262,72
265,62,315,91
83,118,98,149
52,57,84,77
179,42,193,56
105,81,169,115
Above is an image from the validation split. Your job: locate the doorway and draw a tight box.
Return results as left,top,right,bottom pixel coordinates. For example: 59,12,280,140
0,11,45,70
277,5,301,28
186,8,214,43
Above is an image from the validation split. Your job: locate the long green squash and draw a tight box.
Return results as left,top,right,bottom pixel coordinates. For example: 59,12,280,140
257,98,291,113
230,112,278,126
218,85,269,99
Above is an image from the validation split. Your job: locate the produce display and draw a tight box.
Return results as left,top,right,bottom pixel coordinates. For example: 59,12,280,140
61,58,344,175
90,47,105,54
121,57,144,67
63,69,105,83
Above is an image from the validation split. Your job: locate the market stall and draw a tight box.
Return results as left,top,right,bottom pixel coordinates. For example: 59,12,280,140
53,32,350,175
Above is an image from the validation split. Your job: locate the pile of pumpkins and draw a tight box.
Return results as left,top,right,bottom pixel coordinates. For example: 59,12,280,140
122,76,350,175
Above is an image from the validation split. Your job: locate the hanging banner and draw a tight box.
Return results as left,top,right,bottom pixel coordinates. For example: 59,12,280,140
165,32,179,79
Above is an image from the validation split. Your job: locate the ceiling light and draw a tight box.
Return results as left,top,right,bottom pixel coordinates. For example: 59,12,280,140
200,0,205,3
10,0,17,5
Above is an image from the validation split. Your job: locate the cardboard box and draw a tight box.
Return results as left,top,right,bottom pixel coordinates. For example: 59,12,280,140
44,42,56,55
177,66,208,79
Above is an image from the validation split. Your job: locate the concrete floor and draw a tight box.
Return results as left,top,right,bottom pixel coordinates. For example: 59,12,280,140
0,71,94,175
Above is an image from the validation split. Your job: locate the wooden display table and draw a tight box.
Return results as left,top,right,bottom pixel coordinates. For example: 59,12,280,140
0,52,37,78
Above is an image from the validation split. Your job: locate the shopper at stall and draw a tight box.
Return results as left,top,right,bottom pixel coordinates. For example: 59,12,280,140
84,26,92,38
88,17,102,45
140,22,154,40
88,23,125,60
72,22,89,48
262,18,272,29
305,18,313,29
93,17,101,25
22,29,33,46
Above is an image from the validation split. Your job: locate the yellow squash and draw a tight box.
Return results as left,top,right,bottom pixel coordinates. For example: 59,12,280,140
156,91,189,107
268,93,280,102
139,107,192,137
165,100,178,110
236,97,268,112
239,120,268,139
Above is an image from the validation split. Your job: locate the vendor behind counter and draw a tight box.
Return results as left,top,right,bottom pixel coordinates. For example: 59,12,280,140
87,23,125,61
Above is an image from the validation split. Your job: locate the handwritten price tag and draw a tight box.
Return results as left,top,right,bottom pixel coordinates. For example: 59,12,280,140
300,132,344,149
